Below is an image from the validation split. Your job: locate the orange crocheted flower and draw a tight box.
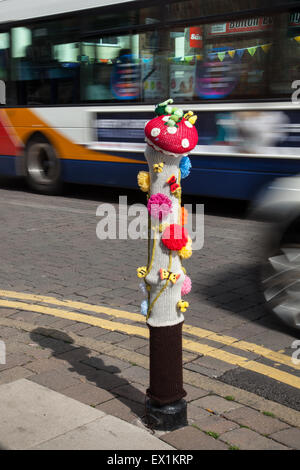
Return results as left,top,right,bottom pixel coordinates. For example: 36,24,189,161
180,207,188,225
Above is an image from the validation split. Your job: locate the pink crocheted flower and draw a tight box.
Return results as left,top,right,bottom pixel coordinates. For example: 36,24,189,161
147,193,172,220
181,275,192,296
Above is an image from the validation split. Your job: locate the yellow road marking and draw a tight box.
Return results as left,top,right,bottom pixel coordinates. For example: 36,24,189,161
0,289,297,372
0,290,143,322
0,299,148,337
0,298,299,390
182,324,300,371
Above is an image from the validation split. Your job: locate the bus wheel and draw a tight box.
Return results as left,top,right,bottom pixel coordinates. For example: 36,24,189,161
25,136,62,194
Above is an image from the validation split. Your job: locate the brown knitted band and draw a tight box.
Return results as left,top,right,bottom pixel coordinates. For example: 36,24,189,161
146,321,186,406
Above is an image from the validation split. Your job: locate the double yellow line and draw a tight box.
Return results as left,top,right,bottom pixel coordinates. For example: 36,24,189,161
0,289,299,389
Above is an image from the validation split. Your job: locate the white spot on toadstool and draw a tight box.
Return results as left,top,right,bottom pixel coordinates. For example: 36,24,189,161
167,127,177,134
151,128,161,137
184,120,193,128
162,116,169,122
181,138,190,148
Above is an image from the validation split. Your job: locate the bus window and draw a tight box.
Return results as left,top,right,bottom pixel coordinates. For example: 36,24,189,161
11,21,80,105
168,17,273,101
80,31,166,103
0,33,9,81
0,32,9,104
270,11,300,97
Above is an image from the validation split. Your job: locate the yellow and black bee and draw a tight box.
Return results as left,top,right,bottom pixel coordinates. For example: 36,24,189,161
153,162,164,173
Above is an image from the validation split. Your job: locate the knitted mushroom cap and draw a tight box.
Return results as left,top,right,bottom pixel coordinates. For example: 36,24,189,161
145,115,198,157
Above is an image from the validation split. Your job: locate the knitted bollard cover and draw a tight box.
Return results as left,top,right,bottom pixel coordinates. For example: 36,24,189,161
137,99,198,328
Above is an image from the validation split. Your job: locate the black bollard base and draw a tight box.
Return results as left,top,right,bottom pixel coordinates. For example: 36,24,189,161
145,398,187,431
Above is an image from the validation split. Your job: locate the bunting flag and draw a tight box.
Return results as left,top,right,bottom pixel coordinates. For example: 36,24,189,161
184,56,194,63
217,52,225,62
169,40,277,64
261,44,272,53
247,46,257,56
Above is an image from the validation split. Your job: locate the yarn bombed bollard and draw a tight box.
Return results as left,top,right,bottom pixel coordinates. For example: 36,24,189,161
137,99,198,430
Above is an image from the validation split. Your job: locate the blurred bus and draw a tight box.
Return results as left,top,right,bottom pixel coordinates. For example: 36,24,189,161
0,0,300,197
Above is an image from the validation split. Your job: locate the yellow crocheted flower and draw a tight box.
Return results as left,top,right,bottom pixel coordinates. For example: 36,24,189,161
137,171,150,192
177,300,189,312
179,237,192,259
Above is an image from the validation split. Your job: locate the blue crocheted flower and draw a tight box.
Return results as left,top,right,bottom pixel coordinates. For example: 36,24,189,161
141,300,148,316
179,156,192,179
139,282,147,296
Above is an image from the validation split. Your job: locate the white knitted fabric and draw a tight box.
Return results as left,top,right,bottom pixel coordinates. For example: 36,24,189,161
145,144,185,327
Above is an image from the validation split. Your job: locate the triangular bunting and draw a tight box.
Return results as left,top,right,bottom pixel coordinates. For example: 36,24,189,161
228,50,235,58
261,44,271,53
217,52,225,62
247,46,257,56
236,49,244,58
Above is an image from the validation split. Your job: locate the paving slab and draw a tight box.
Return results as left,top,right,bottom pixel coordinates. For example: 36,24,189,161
219,427,289,450
269,428,300,450
29,368,81,391
0,378,104,449
160,426,228,450
31,416,173,450
224,407,290,435
191,395,244,414
0,379,173,450
62,383,114,406
191,414,239,435
96,397,144,424
0,366,33,385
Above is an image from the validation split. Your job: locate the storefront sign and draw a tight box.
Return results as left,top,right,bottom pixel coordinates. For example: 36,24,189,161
190,27,202,48
208,16,273,36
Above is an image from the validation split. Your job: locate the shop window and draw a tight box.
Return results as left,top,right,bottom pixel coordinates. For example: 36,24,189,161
168,16,273,101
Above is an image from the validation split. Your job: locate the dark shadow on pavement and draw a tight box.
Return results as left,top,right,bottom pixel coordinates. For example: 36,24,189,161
30,328,147,423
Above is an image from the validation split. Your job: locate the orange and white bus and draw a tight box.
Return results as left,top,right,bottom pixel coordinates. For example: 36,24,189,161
1,0,300,199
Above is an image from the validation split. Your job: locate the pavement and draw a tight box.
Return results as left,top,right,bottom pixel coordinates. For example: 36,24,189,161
0,181,300,450
0,297,300,450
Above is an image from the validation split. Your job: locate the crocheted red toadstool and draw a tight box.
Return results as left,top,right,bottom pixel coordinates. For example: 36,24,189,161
145,115,198,157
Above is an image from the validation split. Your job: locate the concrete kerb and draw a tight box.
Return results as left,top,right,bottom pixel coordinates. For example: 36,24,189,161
1,316,300,430
0,379,173,450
